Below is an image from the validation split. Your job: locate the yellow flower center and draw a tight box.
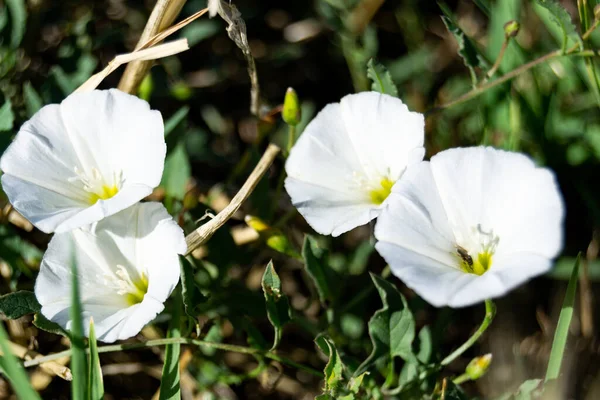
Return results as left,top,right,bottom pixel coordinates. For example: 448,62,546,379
124,274,149,306
457,249,493,276
454,225,499,276
369,177,394,205
89,184,119,205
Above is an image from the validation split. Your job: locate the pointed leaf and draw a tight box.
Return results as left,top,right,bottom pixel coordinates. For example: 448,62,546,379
33,313,68,337
180,257,208,318
354,274,416,376
161,140,191,200
0,322,41,399
367,59,399,97
6,0,27,48
534,0,583,50
261,261,291,349
159,290,182,400
315,335,344,396
23,82,42,117
87,319,104,400
69,251,87,400
0,291,41,319
302,236,335,305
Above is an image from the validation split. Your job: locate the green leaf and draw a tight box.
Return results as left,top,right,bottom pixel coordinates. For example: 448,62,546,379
545,254,580,381
164,106,190,137
23,82,43,117
302,236,335,305
87,319,104,400
180,257,208,318
69,251,87,400
0,322,42,400
161,140,191,200
315,335,344,396
159,290,182,400
261,261,291,349
348,371,368,394
513,379,543,400
354,274,416,376
548,257,600,281
438,2,488,81
0,291,41,319
0,99,14,131
366,59,398,97
33,313,68,337
534,0,583,51
6,0,27,48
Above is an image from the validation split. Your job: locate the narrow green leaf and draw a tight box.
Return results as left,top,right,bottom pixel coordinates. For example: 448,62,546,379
545,254,580,381
302,236,335,305
315,335,344,397
161,140,191,200
261,261,292,349
366,59,399,97
23,82,43,117
180,257,208,318
69,251,87,400
6,0,27,48
159,290,182,400
438,2,488,76
0,322,41,399
354,273,416,376
0,99,14,132
534,0,583,51
514,379,543,400
0,291,41,319
164,106,189,137
87,319,104,400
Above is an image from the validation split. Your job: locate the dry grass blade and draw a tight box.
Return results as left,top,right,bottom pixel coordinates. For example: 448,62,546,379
118,0,187,93
143,8,209,49
185,144,281,255
2,341,72,381
75,39,189,93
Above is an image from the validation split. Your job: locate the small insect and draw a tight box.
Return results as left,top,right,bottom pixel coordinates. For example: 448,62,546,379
456,245,473,267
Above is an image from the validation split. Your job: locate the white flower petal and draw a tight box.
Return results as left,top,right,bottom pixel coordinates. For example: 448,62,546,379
375,147,564,308
208,0,220,17
35,202,186,343
1,89,165,233
285,92,425,236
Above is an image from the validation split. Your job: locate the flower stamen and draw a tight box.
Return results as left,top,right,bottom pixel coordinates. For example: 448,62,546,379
69,167,123,204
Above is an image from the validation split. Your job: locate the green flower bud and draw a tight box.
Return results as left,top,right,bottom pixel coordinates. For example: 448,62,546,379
503,20,520,38
282,87,301,126
466,354,492,380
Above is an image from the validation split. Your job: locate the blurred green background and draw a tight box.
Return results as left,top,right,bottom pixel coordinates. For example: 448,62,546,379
1,0,600,399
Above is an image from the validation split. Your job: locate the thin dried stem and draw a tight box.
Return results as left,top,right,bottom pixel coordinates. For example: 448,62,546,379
118,0,187,93
184,144,280,255
2,341,72,381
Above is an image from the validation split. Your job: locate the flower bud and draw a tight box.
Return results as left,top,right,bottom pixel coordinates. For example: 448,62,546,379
245,215,271,233
282,87,301,126
465,353,492,380
504,20,520,38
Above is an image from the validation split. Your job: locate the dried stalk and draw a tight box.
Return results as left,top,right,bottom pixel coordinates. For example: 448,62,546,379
216,1,261,117
118,0,187,93
75,40,189,93
185,144,280,255
346,0,385,36
2,341,72,381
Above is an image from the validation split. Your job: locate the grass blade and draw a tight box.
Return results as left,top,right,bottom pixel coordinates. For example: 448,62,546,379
545,254,581,381
0,322,41,399
87,319,104,400
159,289,182,400
69,250,87,400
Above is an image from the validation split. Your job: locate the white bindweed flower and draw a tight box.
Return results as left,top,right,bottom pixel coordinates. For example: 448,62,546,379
0,89,165,233
34,202,186,343
285,92,425,236
375,147,564,307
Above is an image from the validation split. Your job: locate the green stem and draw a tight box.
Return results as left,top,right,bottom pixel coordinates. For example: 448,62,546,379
427,19,600,116
441,300,496,366
452,372,471,385
286,125,296,154
22,337,323,378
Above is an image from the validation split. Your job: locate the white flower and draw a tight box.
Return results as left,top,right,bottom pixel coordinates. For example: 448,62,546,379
285,92,425,236
0,89,165,233
375,147,564,307
208,0,221,17
34,202,186,343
